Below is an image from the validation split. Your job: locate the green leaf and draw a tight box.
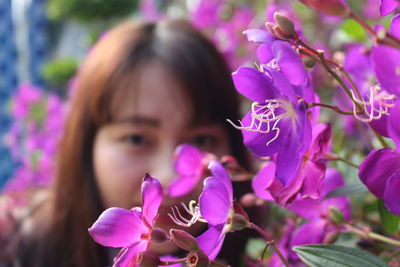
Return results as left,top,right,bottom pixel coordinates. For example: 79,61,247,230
378,198,400,234
324,183,368,199
340,19,367,41
293,244,389,267
245,238,271,260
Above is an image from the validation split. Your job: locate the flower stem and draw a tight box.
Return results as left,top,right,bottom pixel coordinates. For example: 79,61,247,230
344,223,400,246
368,124,390,148
249,222,290,267
293,36,364,113
323,153,359,168
350,12,400,50
159,257,187,265
307,102,356,115
316,50,364,113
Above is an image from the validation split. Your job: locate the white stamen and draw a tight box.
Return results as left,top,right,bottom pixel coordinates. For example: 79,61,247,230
227,99,294,146
167,201,207,227
350,85,395,123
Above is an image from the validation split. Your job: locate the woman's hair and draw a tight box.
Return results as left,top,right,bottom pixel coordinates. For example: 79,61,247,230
14,19,250,267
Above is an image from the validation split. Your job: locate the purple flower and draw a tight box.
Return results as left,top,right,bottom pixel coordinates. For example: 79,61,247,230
229,66,312,187
243,29,309,90
359,102,400,216
196,160,234,260
88,174,163,266
189,0,256,69
168,160,234,260
166,144,210,198
11,83,42,119
380,0,400,16
335,44,395,135
269,169,351,266
252,123,331,205
372,15,400,96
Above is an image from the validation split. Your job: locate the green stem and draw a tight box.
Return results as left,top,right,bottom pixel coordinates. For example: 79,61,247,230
315,50,364,113
307,102,356,115
368,124,390,148
293,37,364,113
323,153,359,168
345,223,400,246
250,223,290,267
350,12,400,50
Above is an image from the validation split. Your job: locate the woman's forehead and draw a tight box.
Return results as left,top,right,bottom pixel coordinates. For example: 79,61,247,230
110,61,193,127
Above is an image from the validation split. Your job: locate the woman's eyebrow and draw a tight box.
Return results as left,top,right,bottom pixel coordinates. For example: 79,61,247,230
114,116,160,127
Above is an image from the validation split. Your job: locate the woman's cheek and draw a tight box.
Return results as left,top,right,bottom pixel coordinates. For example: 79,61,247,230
94,141,145,209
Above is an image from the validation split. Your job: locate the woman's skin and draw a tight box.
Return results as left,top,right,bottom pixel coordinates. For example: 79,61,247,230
92,60,231,254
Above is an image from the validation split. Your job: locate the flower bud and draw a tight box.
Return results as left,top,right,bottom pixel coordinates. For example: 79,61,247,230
233,201,249,221
300,0,350,17
186,251,210,267
150,227,169,244
274,12,295,36
329,207,345,224
138,250,160,267
272,25,293,39
170,229,199,251
232,214,249,231
265,22,276,36
302,56,317,69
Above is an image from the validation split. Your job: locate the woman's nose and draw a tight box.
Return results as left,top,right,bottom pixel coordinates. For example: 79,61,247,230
149,148,177,189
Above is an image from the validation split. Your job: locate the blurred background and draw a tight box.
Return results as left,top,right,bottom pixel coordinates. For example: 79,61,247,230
0,0,387,192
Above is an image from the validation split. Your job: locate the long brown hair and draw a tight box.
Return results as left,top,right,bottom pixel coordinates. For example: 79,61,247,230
14,19,250,267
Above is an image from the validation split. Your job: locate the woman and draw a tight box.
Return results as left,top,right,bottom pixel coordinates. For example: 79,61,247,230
10,19,253,267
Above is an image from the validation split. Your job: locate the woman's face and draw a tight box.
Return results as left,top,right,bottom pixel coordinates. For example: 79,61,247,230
93,61,231,213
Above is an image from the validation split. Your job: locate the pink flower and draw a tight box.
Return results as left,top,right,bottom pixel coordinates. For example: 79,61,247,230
89,174,163,267
166,144,211,197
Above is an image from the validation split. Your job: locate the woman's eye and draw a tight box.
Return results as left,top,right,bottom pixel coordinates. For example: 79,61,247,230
190,135,216,148
124,134,149,147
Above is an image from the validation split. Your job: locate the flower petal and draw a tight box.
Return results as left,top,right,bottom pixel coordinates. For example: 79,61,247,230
241,110,285,157
307,123,331,161
371,45,400,96
252,162,275,201
391,14,400,39
299,161,325,199
272,41,308,87
142,174,163,225
167,175,202,197
380,0,399,16
232,67,278,102
320,168,351,220
174,144,204,176
208,160,233,201
387,99,400,148
359,148,400,197
256,44,274,64
199,177,232,226
243,29,274,43
88,208,148,248
383,170,400,216
196,224,225,260
290,219,327,250
113,241,148,267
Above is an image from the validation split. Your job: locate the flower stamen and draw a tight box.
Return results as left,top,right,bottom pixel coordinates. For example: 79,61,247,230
167,201,207,227
350,85,395,122
227,99,291,146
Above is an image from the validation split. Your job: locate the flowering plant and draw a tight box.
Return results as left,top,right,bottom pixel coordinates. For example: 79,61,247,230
89,0,400,266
